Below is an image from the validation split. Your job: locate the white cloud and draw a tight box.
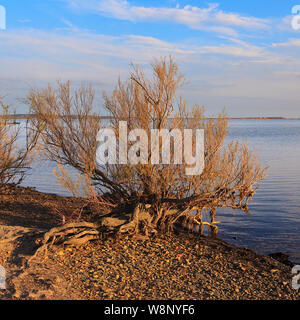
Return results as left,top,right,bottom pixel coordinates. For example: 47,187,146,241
0,28,297,80
272,38,300,47
199,38,265,58
65,0,269,36
17,19,32,24
0,29,197,81
0,28,279,82
1,27,300,116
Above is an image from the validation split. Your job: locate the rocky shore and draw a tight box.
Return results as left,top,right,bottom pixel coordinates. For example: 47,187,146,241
0,185,299,300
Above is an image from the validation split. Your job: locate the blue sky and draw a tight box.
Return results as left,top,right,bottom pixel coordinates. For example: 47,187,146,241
0,0,300,116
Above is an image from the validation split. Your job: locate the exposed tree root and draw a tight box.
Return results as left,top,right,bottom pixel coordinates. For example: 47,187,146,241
27,204,148,262
28,202,223,264
28,222,101,264
119,203,156,236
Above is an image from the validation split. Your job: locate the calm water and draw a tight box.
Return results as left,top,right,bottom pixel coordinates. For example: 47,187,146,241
21,119,300,263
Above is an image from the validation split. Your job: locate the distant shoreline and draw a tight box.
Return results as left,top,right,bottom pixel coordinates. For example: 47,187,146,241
1,114,300,120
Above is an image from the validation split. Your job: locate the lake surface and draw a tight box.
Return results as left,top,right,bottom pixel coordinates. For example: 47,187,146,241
21,119,300,263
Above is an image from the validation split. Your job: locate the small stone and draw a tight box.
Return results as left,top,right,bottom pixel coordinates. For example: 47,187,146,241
271,269,280,273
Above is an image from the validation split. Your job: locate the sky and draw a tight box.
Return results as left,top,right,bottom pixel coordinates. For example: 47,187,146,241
0,0,300,117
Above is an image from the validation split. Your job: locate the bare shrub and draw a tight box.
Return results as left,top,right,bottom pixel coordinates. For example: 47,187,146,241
0,97,38,186
28,57,266,246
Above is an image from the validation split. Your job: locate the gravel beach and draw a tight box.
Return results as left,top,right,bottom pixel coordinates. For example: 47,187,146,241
0,186,299,300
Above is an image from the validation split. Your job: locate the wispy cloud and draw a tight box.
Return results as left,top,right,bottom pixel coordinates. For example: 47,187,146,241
64,0,270,36
0,29,197,81
272,38,300,47
59,18,81,32
17,19,32,24
0,27,284,81
1,26,300,116
0,27,298,79
199,38,265,58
